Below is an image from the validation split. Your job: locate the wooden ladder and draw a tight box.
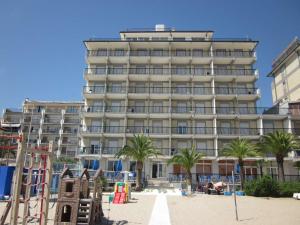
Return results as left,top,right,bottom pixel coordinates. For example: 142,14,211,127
0,200,11,225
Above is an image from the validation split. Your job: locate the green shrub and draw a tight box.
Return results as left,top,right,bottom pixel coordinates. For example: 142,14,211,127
278,182,300,197
244,176,280,197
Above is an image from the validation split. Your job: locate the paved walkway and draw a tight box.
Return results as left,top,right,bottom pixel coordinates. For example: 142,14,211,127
148,193,171,225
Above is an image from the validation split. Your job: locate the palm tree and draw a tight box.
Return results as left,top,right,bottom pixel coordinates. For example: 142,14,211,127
221,139,258,189
115,134,160,191
168,147,203,187
259,131,299,182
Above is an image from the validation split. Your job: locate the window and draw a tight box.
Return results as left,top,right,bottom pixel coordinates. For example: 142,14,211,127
193,49,204,57
110,101,121,112
196,160,212,175
177,122,188,134
195,122,206,134
177,102,187,113
114,49,125,56
136,65,147,74
129,161,136,172
65,182,73,192
107,160,118,171
153,102,163,113
240,122,250,135
152,121,163,134
218,160,235,176
220,122,231,134
195,102,205,114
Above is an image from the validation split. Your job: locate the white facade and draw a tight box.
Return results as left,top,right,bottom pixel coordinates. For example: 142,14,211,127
80,26,300,181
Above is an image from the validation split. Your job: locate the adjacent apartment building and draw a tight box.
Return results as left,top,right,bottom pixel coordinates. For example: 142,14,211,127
79,25,300,181
21,99,83,157
268,37,300,106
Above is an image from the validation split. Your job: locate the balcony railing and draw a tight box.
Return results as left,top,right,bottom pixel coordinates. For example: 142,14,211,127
214,69,255,76
80,146,101,155
83,126,102,133
102,147,121,155
104,126,125,133
84,67,255,76
127,106,169,113
105,106,126,113
215,87,258,95
126,126,169,134
217,127,260,135
196,149,216,156
213,51,255,58
263,128,289,134
87,49,254,58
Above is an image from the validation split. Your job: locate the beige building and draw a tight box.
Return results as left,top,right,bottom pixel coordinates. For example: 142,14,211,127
269,37,300,105
80,25,299,182
21,99,83,157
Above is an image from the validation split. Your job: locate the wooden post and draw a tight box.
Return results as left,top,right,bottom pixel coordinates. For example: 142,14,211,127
232,171,238,221
22,153,33,225
40,141,53,225
10,140,25,225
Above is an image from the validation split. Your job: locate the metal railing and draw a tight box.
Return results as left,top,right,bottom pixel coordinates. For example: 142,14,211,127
87,49,254,58
85,67,255,76
215,87,258,95
217,127,260,135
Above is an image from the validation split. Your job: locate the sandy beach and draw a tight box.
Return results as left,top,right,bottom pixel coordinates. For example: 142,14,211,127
0,193,299,225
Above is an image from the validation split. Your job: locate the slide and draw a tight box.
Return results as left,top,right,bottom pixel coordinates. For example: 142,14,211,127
119,192,126,204
113,193,121,204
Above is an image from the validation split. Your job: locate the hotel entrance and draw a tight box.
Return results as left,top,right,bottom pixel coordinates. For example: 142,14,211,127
151,162,166,178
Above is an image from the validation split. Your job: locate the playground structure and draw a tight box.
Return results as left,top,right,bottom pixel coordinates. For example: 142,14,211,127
54,168,104,225
0,133,54,225
112,182,129,204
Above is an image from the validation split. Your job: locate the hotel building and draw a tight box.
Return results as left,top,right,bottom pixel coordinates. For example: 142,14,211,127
80,25,299,182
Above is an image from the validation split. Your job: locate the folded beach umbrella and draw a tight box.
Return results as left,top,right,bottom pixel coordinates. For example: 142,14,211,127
116,159,123,172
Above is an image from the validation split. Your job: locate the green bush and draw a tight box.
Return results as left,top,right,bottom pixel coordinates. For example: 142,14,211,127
244,176,280,197
278,182,300,197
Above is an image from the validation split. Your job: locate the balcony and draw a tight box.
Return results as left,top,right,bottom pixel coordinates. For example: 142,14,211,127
196,148,216,156
217,127,260,136
79,146,101,155
83,86,105,94
104,126,125,133
64,119,80,124
213,51,255,58
62,128,78,135
171,127,193,135
42,128,60,134
214,69,256,76
84,67,257,78
102,147,121,155
83,126,103,133
126,106,169,114
106,85,126,93
105,106,126,113
194,127,214,135
215,87,258,95
126,126,169,134
263,128,288,134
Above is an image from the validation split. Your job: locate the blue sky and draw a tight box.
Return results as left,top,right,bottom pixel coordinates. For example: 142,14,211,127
0,0,300,114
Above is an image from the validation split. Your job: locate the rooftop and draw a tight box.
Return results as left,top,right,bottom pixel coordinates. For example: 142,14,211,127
268,37,300,76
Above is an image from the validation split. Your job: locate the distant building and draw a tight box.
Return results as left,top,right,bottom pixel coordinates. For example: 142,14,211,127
268,37,300,105
0,108,23,133
22,99,83,157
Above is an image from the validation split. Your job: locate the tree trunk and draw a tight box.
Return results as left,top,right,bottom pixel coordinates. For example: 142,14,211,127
239,160,245,190
186,171,192,186
136,161,143,191
277,156,285,182
259,164,263,177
